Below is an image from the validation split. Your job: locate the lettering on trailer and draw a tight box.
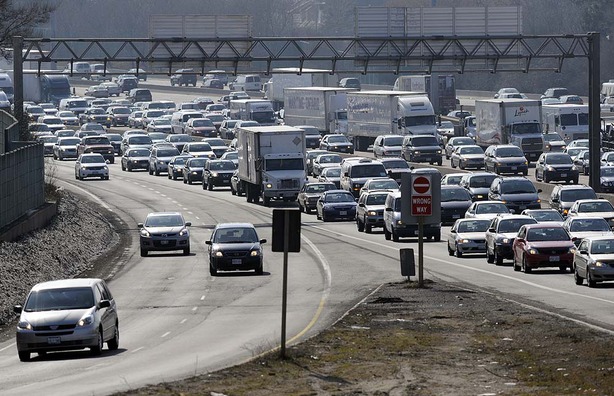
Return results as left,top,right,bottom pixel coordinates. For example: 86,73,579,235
514,106,529,117
411,175,432,216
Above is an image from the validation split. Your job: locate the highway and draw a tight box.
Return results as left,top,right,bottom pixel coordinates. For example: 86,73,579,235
0,83,612,395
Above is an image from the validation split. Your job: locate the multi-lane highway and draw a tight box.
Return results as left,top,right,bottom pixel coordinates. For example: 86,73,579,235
0,84,612,395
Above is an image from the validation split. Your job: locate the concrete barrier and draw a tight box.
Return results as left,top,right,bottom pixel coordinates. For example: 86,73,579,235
0,201,58,242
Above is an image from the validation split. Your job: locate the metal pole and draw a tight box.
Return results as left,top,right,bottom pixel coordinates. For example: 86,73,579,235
280,210,290,359
418,216,424,287
13,36,23,134
588,32,601,191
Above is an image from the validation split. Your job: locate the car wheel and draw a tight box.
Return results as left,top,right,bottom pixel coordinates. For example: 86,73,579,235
172,173,177,181
451,160,456,169
574,265,584,285
18,351,30,362
53,153,57,160
255,264,263,275
513,254,520,271
365,224,373,234
321,213,328,222
522,170,528,176
586,270,596,288
148,167,153,175
90,329,103,355
384,226,391,240
535,170,540,181
140,248,147,257
154,167,160,176
231,186,236,195
559,265,568,273
183,247,190,255
573,177,579,184
392,228,399,242
486,247,494,263
544,173,550,183
183,177,187,184
207,181,213,191
298,202,304,213
522,256,532,273
167,173,172,179
494,249,503,266
121,163,126,171
454,244,463,258
356,218,364,232
305,207,311,214
447,243,454,256
107,323,119,350
75,172,79,180
459,162,465,170
202,181,207,190
583,167,589,176
209,263,217,276
437,159,442,166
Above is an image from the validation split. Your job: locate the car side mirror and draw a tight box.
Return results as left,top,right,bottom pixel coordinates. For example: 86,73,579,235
205,240,212,245
450,229,456,233
551,198,559,203
385,207,393,212
137,223,143,228
359,203,365,207
579,249,588,255
13,305,22,314
98,300,111,309
260,239,267,244
185,222,192,227
509,209,514,213
537,189,542,193
488,227,495,232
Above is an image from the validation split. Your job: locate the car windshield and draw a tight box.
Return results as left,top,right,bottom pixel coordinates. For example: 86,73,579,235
323,168,341,177
307,151,326,160
498,218,536,233
192,119,214,127
145,214,184,227
526,227,569,242
383,160,409,169
546,154,572,165
60,138,80,146
318,155,342,164
188,143,212,152
442,175,463,185
529,211,563,222
570,218,610,232
349,165,388,178
441,188,471,202
154,119,171,125
412,137,438,146
497,147,524,157
383,137,403,146
187,158,207,167
468,175,497,188
130,136,152,144
265,158,304,171
590,239,614,254
476,203,508,214
560,189,596,201
213,227,258,243
457,219,491,233
129,149,150,157
90,108,105,114
172,157,188,165
58,112,75,117
543,134,562,142
501,180,536,194
24,287,94,312
85,137,110,145
112,107,130,114
209,161,235,170
566,148,583,157
305,184,334,193
80,155,105,163
367,179,398,190
169,135,191,142
223,152,238,160
439,121,454,128
328,136,349,143
325,192,355,203
602,168,614,177
157,149,180,157
366,193,388,205
452,138,474,146
68,100,87,108
39,136,57,143
578,201,614,213
45,118,62,125
459,146,483,155
205,139,226,146
145,110,164,118
404,115,436,126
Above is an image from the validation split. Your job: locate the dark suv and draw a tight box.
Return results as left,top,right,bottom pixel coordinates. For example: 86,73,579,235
127,88,152,103
148,145,180,176
485,215,537,265
549,184,597,217
401,134,443,165
488,176,542,214
203,159,236,190
534,152,579,184
170,68,197,87
459,172,498,201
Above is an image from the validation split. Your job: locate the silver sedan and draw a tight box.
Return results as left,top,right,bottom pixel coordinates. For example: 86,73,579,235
447,218,491,257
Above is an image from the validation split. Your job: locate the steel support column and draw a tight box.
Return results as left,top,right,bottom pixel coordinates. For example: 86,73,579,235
588,32,601,192
13,36,23,133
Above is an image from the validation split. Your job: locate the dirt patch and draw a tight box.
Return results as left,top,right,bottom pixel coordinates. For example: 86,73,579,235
116,281,614,395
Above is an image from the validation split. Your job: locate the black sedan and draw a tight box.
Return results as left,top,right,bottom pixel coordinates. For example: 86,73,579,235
441,185,473,225
316,190,358,222
319,134,354,154
183,157,208,184
205,223,266,276
600,166,614,193
297,182,337,214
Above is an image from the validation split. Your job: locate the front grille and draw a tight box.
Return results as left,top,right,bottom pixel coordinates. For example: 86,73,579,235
88,166,104,171
473,239,486,244
521,138,543,151
536,247,569,255
33,324,76,331
153,240,177,247
152,233,177,237
280,179,299,189
35,331,73,337
225,251,248,257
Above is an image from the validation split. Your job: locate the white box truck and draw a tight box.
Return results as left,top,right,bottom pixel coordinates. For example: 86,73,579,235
475,98,544,162
542,104,588,142
19,72,72,106
282,87,356,134
346,90,437,151
236,126,307,206
393,74,457,114
263,68,338,111
228,99,276,125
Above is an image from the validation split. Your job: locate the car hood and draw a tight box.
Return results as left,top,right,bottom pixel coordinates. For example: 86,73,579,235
575,212,614,219
364,204,386,211
496,157,526,164
569,231,613,239
441,201,472,209
500,192,539,201
526,240,574,248
588,253,614,261
411,145,440,151
21,307,93,326
328,142,352,147
456,231,487,240
322,202,357,208
547,164,574,169
127,156,150,161
145,226,185,233
471,213,506,220
212,242,261,251
497,232,518,240
80,162,107,167
468,187,490,196
317,163,340,170
459,154,485,160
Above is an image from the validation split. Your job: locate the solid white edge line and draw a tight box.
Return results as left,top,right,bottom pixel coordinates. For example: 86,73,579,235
0,343,14,352
57,180,112,212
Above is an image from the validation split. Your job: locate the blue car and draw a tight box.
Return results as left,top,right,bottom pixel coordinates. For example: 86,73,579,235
316,190,357,222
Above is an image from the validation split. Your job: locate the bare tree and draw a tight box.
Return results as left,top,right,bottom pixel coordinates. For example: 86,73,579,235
0,0,55,58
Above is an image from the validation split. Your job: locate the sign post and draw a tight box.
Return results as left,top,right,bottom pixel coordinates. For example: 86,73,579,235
411,175,432,287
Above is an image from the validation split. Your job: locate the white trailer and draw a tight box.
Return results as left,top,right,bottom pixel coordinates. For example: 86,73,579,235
542,104,589,142
228,99,276,125
236,126,307,206
346,90,435,151
263,68,338,110
392,75,457,114
475,98,544,162
283,87,356,134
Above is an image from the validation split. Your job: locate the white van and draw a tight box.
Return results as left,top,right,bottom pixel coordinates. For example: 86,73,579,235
59,97,89,115
63,61,91,78
0,72,14,103
203,70,228,85
228,74,262,91
171,110,204,134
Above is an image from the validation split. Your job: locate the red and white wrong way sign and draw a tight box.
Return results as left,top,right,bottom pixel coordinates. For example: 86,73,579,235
411,175,432,216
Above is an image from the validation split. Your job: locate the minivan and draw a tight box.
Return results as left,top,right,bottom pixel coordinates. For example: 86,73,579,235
339,158,388,198
59,97,89,115
127,88,152,103
171,110,205,134
63,61,91,78
401,135,443,165
229,74,262,91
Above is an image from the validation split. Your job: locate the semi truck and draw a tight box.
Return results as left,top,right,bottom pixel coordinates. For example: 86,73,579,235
475,98,544,162
262,68,338,111
282,87,356,134
21,73,72,106
228,99,276,125
236,126,307,206
346,90,437,151
542,104,588,142
393,74,457,114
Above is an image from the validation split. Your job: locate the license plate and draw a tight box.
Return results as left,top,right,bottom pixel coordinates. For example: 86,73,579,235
561,173,567,177
511,166,517,170
160,240,169,245
222,180,230,184
549,256,560,262
232,259,242,265
47,336,61,345
340,210,347,215
453,214,461,219
413,230,419,235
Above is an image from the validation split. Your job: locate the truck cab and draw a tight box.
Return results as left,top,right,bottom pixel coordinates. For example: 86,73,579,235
396,96,437,136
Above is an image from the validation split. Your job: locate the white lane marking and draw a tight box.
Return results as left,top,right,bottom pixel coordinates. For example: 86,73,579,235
148,188,154,191
160,194,167,197
172,200,178,204
195,216,200,220
200,295,206,301
161,331,171,338
188,211,194,215
191,307,198,311
180,318,187,324
183,207,188,211
0,343,14,352
58,181,112,212
131,347,144,353
307,224,614,306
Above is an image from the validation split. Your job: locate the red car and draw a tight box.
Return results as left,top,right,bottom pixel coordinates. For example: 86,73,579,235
512,224,576,273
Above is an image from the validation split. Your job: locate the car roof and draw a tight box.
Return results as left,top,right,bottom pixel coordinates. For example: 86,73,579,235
214,222,256,230
30,278,102,292
523,223,565,229
147,212,183,217
582,235,614,242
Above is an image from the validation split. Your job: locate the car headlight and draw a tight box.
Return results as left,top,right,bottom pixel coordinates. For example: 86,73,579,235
546,166,555,171
414,150,421,154
17,320,32,330
103,166,108,170
77,314,94,327
132,160,139,164
476,195,483,199
250,250,260,256
396,220,403,225
572,165,578,171
179,228,189,236
215,251,223,257
523,161,528,165
436,150,442,154
528,248,538,255
367,211,377,216
568,247,576,254
594,261,606,267
266,183,273,188
537,199,541,203
460,239,470,244
501,238,510,244
140,229,150,237
158,160,165,164
211,172,219,177
192,171,198,174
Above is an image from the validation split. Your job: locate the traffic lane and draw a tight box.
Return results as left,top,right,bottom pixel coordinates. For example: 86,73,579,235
0,160,332,395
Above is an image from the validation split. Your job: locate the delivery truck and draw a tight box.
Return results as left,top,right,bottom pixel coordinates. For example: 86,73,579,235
542,104,589,142
475,98,544,162
236,126,307,206
346,90,437,151
21,72,71,106
263,68,338,111
228,99,276,125
393,74,457,114
282,87,356,134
